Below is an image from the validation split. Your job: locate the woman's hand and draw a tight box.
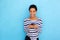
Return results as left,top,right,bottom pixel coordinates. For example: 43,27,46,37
33,24,38,29
28,25,34,29
28,24,38,29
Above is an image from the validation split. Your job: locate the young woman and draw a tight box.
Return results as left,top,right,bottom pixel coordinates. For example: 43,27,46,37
24,4,42,40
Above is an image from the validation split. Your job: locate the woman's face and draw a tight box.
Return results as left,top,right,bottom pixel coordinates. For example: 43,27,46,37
29,8,37,17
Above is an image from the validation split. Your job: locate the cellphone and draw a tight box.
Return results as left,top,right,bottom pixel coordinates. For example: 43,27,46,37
30,23,35,25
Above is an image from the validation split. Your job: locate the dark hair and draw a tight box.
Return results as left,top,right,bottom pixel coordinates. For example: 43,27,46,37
29,4,37,11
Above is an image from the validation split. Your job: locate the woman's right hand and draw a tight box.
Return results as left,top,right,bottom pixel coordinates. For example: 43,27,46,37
28,25,34,29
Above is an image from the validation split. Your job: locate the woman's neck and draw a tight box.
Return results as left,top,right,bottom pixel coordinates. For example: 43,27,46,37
29,16,37,20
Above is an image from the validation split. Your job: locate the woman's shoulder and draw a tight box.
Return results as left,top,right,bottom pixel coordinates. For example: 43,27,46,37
24,18,30,22
38,18,42,21
38,18,42,24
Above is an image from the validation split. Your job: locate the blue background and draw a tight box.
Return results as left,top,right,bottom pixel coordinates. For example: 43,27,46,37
0,0,60,40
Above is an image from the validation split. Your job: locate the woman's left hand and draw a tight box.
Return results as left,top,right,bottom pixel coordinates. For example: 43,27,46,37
33,24,38,29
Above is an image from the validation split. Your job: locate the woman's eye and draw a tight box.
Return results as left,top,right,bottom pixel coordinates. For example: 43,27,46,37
30,11,32,12
33,11,35,12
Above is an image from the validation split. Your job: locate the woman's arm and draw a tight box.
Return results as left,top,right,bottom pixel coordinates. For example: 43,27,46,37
24,19,29,33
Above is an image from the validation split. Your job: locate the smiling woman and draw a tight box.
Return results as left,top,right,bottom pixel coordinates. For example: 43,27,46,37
0,0,60,40
24,4,42,40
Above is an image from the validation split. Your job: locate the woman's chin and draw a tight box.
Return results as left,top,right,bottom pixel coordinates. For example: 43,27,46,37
31,16,35,18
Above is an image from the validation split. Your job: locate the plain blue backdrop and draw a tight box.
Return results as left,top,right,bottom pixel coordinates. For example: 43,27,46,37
0,0,60,40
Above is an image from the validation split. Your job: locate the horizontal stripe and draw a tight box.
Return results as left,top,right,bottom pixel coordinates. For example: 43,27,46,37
24,24,29,26
24,20,30,22
29,35,38,37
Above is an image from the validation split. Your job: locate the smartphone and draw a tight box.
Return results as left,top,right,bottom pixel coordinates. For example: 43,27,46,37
30,23,35,25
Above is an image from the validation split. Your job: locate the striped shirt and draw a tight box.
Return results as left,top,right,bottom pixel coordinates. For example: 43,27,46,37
24,18,42,40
